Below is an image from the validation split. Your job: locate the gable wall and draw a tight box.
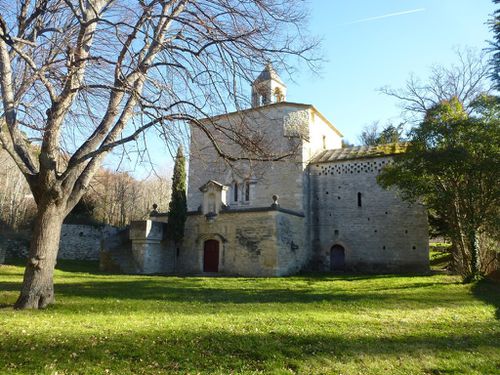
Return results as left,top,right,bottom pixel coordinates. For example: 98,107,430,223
304,110,342,162
188,106,306,212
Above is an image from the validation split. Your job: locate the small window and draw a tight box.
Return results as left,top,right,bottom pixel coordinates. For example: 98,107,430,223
322,135,326,149
232,181,239,202
244,181,251,202
357,192,362,207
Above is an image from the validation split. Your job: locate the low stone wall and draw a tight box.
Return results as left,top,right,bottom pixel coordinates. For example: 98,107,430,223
1,236,29,260
59,224,119,260
1,224,119,261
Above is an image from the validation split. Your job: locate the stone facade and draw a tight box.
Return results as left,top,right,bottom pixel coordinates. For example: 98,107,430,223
309,156,429,273
178,208,306,276
101,64,429,276
187,105,342,213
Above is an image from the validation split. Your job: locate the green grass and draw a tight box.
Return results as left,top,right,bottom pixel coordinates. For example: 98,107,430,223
0,261,499,375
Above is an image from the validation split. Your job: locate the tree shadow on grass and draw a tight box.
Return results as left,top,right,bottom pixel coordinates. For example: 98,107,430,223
472,279,500,319
0,324,497,374
0,277,477,315
54,259,101,274
0,281,20,292
3,257,103,275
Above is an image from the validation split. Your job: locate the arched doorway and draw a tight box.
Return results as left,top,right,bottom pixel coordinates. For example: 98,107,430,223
330,245,345,272
203,239,219,272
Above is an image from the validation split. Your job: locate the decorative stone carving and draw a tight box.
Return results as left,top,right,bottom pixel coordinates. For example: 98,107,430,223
283,110,309,139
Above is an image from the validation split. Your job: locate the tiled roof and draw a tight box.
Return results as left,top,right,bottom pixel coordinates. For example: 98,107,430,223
311,143,408,163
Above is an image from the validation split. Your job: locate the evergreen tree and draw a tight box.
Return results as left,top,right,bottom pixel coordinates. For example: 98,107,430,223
167,146,187,243
488,0,500,90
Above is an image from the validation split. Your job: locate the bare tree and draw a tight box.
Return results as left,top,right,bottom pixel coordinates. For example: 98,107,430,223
0,0,317,309
379,48,491,122
358,121,380,146
358,121,405,146
76,168,171,227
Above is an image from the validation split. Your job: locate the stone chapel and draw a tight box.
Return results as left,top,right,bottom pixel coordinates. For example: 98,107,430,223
101,64,429,276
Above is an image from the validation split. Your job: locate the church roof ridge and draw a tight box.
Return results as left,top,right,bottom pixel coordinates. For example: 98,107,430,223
311,143,408,163
193,102,342,136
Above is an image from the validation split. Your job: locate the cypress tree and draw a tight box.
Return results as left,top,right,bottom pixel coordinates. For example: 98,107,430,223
167,146,187,243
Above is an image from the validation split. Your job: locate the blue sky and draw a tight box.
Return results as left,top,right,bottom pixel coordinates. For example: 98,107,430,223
285,0,496,143
114,0,496,178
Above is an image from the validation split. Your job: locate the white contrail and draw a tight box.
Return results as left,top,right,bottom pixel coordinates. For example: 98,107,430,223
346,8,426,25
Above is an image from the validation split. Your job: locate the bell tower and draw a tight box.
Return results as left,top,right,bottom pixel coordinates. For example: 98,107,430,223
251,63,287,108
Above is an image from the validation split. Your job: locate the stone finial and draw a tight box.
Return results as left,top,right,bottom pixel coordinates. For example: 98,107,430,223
150,203,159,217
271,194,279,208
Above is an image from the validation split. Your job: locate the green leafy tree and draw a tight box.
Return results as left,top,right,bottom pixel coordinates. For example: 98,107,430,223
378,96,500,281
167,146,187,243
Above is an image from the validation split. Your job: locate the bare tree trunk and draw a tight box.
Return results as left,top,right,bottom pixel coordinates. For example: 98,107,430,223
468,228,481,281
14,203,64,309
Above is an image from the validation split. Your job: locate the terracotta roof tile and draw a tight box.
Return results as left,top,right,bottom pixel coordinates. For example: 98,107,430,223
311,143,407,163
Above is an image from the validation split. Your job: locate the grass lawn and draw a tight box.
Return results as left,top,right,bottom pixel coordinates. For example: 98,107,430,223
0,261,499,375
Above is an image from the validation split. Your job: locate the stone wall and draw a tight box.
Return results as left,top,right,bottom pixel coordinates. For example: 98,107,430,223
1,235,29,260
309,157,429,273
2,224,119,261
179,208,306,276
276,212,307,275
59,224,120,260
129,220,176,274
100,221,176,275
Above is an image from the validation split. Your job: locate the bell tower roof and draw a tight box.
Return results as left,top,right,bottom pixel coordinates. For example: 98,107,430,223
251,63,287,108
254,63,285,85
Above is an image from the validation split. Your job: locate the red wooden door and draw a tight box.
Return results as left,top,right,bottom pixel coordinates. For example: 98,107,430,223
203,240,219,272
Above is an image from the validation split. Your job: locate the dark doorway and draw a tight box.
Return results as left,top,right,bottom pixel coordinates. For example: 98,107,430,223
330,245,345,272
203,240,219,272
